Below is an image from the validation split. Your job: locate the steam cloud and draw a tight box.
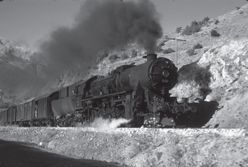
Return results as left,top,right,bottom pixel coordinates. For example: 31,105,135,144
38,0,162,79
90,117,130,130
75,117,130,130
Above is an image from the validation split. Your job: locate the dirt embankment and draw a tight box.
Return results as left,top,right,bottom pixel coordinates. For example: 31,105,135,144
0,127,247,167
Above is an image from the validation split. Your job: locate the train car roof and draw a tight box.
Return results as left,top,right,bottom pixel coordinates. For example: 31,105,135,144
57,79,86,90
34,90,59,101
0,108,8,112
19,97,35,104
71,79,86,86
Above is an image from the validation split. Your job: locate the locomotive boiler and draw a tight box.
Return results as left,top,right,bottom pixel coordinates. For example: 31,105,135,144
86,53,177,97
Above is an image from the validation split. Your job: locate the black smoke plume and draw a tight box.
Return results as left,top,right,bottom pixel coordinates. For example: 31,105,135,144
39,0,162,79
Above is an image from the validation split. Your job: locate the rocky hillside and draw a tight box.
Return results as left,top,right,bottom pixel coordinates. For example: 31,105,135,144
168,4,248,128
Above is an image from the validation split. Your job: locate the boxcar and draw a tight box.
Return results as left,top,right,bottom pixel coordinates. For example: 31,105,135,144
52,83,78,118
24,100,33,121
51,97,76,118
0,111,3,125
59,87,69,99
16,98,34,126
58,85,76,99
16,104,25,122
4,110,8,125
7,106,17,124
0,110,7,125
33,91,59,124
68,83,77,97
35,96,49,119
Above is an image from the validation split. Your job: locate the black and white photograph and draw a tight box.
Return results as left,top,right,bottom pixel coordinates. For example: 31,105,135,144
0,0,247,166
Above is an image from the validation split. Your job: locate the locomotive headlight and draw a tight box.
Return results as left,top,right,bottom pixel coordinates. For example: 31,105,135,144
162,70,169,78
161,69,170,83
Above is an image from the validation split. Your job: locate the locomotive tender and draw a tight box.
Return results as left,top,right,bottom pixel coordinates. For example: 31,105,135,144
0,53,180,127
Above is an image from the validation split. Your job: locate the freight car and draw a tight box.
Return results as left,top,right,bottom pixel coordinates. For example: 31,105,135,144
0,109,7,126
0,53,194,127
14,92,58,126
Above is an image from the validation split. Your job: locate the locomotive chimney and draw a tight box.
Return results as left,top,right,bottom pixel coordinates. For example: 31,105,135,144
144,53,157,62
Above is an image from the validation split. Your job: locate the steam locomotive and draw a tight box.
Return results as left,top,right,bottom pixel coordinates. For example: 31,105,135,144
0,53,194,127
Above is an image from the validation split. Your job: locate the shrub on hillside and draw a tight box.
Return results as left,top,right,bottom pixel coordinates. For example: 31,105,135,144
176,27,182,33
109,54,119,63
210,29,221,37
157,41,165,51
201,17,210,25
96,51,108,63
121,53,129,59
182,21,201,35
214,19,219,25
163,48,175,54
182,17,210,35
186,48,196,56
131,50,137,57
193,43,203,50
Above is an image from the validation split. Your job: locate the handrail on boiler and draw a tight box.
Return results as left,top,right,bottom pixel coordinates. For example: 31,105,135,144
80,91,128,102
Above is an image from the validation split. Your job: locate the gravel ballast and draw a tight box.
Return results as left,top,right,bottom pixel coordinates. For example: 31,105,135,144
0,127,247,167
